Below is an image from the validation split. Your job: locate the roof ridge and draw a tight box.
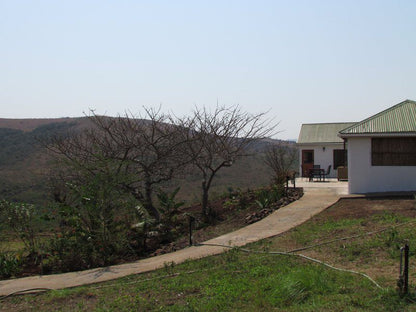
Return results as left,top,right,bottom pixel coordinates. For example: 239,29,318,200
302,122,356,126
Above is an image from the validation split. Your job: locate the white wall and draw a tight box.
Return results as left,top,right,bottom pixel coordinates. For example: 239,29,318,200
348,137,416,193
299,143,344,178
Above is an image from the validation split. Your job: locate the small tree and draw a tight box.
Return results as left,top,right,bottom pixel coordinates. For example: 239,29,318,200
264,142,298,185
177,105,276,220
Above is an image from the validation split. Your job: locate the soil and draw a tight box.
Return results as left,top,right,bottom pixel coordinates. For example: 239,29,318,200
315,195,416,221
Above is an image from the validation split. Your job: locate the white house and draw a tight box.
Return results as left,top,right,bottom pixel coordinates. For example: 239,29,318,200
297,123,356,179
339,100,416,194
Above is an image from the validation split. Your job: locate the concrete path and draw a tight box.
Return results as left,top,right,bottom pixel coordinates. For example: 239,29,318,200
0,184,345,296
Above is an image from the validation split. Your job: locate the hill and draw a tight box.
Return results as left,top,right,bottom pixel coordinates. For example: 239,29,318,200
0,118,86,204
0,117,91,132
0,117,296,206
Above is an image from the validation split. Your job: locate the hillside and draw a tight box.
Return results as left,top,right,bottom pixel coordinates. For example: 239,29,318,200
0,118,86,204
0,117,92,132
0,117,296,206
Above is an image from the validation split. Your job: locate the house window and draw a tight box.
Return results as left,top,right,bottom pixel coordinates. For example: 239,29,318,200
372,137,416,166
333,149,347,169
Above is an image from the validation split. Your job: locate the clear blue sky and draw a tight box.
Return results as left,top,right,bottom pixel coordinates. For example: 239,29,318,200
1,1,415,139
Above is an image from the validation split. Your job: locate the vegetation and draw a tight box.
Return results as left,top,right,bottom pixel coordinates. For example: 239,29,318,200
0,200,39,257
0,183,298,277
264,140,298,185
2,197,416,311
177,105,276,220
0,116,283,206
0,108,294,277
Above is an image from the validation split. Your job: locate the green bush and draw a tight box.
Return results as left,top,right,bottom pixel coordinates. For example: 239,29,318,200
157,187,184,242
0,251,23,278
254,185,283,210
0,200,39,257
255,189,272,209
44,172,146,272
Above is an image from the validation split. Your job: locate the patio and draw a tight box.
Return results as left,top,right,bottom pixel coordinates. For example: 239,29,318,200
293,177,348,195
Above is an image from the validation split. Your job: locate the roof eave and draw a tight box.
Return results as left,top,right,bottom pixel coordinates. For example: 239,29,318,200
297,141,345,145
339,132,416,138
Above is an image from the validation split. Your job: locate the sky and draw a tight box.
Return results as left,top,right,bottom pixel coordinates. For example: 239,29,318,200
1,1,415,140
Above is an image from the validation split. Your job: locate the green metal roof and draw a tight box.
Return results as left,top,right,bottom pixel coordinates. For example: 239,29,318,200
339,100,416,137
297,123,356,144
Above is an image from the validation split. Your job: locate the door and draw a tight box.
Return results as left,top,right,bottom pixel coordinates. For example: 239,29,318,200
301,150,314,177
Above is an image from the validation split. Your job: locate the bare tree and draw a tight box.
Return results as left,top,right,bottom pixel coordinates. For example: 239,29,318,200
47,108,189,221
264,141,298,185
176,105,276,220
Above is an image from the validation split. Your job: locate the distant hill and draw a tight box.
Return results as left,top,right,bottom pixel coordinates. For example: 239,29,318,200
0,117,297,206
0,117,91,132
0,118,87,204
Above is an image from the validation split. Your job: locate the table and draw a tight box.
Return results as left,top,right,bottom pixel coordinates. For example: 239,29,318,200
308,168,325,182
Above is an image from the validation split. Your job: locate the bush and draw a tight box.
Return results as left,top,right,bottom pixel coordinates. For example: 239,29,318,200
0,251,23,278
157,187,184,242
254,185,284,210
45,172,146,272
0,200,39,257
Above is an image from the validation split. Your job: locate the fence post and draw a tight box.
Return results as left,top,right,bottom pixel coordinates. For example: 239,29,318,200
188,215,195,246
404,244,409,295
285,176,289,197
398,244,410,296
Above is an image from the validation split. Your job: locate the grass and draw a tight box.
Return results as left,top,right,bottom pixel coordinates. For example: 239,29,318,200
0,252,387,311
2,197,416,311
1,251,412,312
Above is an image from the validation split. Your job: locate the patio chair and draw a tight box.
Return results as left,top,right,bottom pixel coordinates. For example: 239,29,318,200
322,165,331,180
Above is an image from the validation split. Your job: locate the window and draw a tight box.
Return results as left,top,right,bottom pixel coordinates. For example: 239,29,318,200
333,149,347,169
372,137,416,166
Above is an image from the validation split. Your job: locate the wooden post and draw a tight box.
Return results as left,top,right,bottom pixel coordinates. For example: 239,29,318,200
285,176,289,197
404,244,409,295
398,244,410,296
188,215,195,246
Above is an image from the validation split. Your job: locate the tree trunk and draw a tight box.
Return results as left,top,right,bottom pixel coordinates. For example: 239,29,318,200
144,179,160,221
202,181,209,217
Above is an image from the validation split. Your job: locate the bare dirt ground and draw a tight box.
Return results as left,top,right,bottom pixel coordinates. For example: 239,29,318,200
318,196,416,220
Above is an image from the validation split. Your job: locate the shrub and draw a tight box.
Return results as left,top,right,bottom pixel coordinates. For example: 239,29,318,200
255,189,272,209
0,251,23,278
46,172,145,271
156,187,184,243
0,200,39,257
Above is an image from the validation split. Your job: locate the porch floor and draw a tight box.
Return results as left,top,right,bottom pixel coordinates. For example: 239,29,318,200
292,178,348,195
